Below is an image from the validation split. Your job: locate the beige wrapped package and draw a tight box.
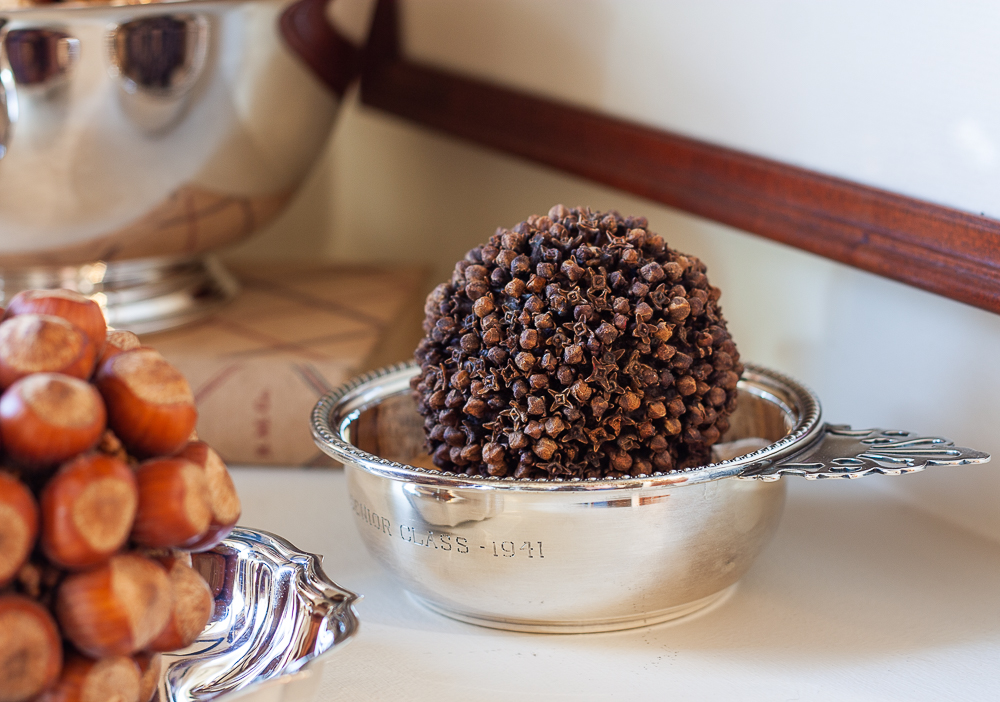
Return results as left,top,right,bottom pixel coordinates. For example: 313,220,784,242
143,262,426,466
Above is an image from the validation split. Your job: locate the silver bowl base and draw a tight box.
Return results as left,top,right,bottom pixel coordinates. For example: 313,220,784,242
0,254,239,334
408,584,737,634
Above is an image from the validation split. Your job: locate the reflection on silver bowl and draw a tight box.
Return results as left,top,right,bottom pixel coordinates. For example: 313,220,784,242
312,363,988,634
160,527,360,702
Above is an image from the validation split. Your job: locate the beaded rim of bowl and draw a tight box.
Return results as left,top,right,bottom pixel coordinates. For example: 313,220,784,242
311,362,825,492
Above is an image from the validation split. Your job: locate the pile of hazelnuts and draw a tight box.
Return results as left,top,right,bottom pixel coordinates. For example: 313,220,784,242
0,290,241,702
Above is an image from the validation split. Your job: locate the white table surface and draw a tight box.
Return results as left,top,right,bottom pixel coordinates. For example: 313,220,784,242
231,467,1000,702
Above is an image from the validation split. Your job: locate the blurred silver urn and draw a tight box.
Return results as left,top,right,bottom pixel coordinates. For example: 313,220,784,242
0,0,356,331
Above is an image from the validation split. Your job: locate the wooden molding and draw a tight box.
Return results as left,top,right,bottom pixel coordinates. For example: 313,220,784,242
360,0,1000,314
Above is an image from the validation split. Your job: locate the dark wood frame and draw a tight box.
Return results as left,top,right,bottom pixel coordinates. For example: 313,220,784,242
280,0,360,97
357,0,1000,315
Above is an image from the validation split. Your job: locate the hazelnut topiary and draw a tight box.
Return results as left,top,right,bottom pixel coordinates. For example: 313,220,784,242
412,205,744,480
0,289,241,701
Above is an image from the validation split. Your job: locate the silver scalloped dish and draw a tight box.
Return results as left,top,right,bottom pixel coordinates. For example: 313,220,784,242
156,528,360,702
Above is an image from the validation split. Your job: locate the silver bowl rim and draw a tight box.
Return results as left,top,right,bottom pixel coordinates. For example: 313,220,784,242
311,361,825,492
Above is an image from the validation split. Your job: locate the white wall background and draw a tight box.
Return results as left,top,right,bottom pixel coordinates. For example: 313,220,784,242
234,0,1000,542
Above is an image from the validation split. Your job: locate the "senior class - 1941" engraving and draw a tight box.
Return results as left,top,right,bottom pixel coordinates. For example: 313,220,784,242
352,497,545,559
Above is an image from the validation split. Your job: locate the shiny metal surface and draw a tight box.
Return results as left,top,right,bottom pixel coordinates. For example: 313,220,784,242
0,254,240,333
738,425,989,481
0,0,340,328
311,363,990,633
162,527,360,702
5,28,80,88
110,14,209,134
0,0,214,8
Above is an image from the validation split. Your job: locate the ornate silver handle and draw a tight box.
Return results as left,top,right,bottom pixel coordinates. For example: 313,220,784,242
737,425,991,481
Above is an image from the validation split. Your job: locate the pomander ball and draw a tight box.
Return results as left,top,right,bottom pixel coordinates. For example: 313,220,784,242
412,205,743,480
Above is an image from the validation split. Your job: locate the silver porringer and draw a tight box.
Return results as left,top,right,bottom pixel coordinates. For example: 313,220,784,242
312,362,989,634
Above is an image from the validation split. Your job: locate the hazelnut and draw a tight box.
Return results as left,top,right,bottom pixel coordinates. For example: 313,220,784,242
177,442,240,552
97,329,141,368
134,652,163,702
0,315,97,389
40,454,138,570
0,373,106,468
34,651,141,702
55,553,172,658
146,558,213,652
94,348,197,457
131,458,211,549
0,595,62,702
0,472,38,586
3,289,107,353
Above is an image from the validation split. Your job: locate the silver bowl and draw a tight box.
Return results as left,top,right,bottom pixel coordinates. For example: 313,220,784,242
160,527,360,702
0,0,352,331
311,363,989,634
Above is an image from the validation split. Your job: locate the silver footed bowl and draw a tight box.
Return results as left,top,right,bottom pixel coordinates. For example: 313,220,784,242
161,527,360,702
312,362,990,634
0,0,350,331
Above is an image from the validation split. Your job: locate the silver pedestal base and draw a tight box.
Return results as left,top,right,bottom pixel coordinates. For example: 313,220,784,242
0,255,239,334
409,584,737,634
